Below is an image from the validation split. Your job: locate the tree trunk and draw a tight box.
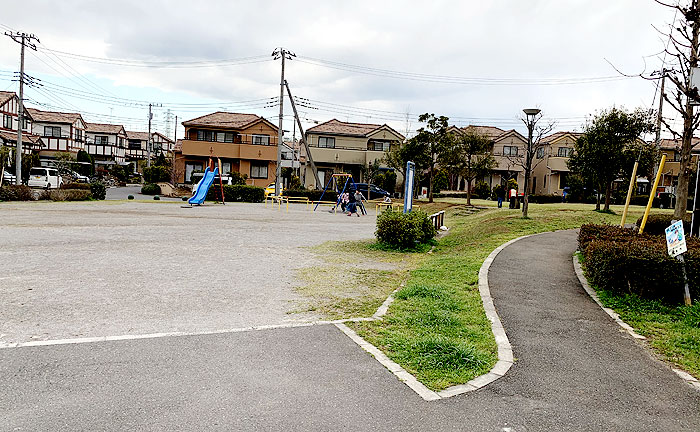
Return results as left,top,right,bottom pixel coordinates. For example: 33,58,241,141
522,170,530,218
675,1,699,219
596,183,602,211
466,178,472,206
604,183,612,212
428,162,434,203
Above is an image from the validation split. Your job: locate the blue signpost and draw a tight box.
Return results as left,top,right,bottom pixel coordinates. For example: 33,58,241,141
404,161,415,214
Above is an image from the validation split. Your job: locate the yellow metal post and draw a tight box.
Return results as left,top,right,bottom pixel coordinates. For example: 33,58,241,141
639,154,666,234
620,161,639,227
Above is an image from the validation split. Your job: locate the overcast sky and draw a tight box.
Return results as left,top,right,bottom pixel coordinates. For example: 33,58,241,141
0,0,681,140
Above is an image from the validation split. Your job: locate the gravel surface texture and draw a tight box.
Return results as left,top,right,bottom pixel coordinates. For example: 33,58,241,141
0,200,375,344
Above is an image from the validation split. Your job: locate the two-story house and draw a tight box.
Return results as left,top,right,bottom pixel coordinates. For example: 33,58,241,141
0,91,43,155
85,123,127,165
152,132,174,154
26,108,86,159
126,131,149,164
658,137,700,193
531,131,581,195
175,112,278,186
450,125,528,191
302,119,404,189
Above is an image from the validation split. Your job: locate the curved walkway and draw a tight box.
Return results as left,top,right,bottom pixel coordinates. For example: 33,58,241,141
2,230,699,431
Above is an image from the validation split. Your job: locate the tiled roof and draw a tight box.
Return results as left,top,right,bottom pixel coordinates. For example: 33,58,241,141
86,122,125,134
152,131,174,142
26,108,83,125
459,125,506,140
540,131,582,144
0,91,16,106
181,112,267,129
307,119,405,140
0,130,43,145
126,131,150,140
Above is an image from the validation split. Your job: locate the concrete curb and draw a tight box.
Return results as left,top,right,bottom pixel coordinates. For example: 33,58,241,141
335,234,531,400
573,254,700,392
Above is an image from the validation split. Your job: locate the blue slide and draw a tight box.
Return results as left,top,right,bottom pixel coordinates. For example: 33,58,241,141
188,166,218,205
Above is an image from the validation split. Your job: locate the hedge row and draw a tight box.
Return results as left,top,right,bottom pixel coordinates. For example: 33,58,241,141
528,194,564,204
60,182,91,190
40,189,92,201
0,185,34,201
141,183,161,195
375,210,436,249
207,184,265,202
579,224,700,303
283,189,338,202
635,213,691,236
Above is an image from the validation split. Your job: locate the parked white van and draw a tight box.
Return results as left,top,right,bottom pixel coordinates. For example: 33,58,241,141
28,167,63,189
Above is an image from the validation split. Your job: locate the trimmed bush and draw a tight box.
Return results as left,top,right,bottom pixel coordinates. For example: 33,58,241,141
61,182,91,190
579,224,700,304
90,181,106,200
153,195,160,200
283,189,338,203
143,165,171,183
207,184,265,202
0,185,35,201
636,213,691,236
528,194,564,204
128,195,134,200
141,183,161,195
375,209,436,249
40,189,92,201
629,195,659,208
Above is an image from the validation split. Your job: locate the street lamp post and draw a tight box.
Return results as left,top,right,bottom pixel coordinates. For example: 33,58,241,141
522,108,541,218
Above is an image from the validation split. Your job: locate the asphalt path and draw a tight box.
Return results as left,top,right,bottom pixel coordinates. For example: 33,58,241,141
2,230,699,431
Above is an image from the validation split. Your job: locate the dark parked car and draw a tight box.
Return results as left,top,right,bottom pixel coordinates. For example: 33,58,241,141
350,183,391,199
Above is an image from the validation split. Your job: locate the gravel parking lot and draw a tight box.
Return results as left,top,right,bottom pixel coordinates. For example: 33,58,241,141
0,200,376,344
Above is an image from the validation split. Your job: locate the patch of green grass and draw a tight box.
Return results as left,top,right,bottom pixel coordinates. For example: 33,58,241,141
349,202,652,391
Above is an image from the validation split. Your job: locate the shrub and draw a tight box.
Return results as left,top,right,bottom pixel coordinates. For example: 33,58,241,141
40,189,92,201
141,183,161,195
128,195,134,200
578,224,639,252
283,189,338,203
207,184,265,202
153,195,160,200
229,171,248,186
0,185,34,201
635,213,691,236
143,165,171,184
61,182,91,190
90,181,106,200
375,209,436,249
473,181,490,199
629,195,659,208
383,171,397,193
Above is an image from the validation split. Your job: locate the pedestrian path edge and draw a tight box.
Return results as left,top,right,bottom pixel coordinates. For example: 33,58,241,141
572,254,700,392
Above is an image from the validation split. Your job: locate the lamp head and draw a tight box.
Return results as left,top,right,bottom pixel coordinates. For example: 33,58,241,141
523,108,541,119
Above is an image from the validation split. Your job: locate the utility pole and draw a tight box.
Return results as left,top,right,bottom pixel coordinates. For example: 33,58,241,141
4,31,39,185
285,80,321,188
272,48,295,195
147,103,153,168
653,69,666,191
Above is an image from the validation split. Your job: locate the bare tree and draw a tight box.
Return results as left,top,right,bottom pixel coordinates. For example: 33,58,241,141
652,0,700,218
505,112,554,218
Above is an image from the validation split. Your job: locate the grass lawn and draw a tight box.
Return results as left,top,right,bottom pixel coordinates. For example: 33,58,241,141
344,200,656,391
578,255,700,379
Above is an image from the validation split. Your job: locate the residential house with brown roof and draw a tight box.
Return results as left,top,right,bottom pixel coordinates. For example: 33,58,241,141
85,122,127,165
175,112,278,185
450,125,528,191
531,131,581,195
152,132,174,154
657,137,700,193
302,119,405,189
126,131,175,167
0,91,42,155
26,108,86,158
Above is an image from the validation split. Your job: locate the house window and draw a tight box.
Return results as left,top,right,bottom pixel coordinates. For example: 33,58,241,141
216,132,226,143
250,162,268,179
221,162,232,175
185,162,203,183
118,137,125,148
318,137,335,148
503,146,518,156
368,140,390,151
252,135,270,145
2,115,11,129
75,129,83,142
94,136,108,145
128,140,142,150
196,130,217,142
536,147,544,159
22,117,28,129
557,147,573,157
225,132,234,143
44,126,61,137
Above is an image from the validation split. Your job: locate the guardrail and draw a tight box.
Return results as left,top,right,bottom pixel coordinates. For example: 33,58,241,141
429,210,445,230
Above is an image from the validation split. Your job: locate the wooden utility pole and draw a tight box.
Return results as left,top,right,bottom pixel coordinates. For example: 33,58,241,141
4,31,39,185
